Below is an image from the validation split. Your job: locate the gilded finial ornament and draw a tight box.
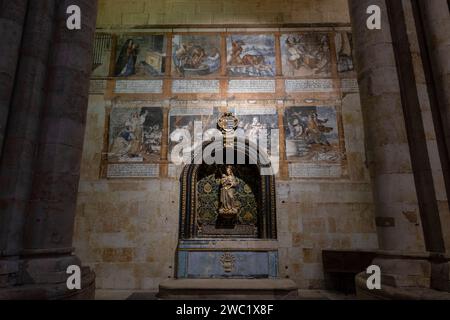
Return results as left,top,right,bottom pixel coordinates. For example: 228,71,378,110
218,112,239,148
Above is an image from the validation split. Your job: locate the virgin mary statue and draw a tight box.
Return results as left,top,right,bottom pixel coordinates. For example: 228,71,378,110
219,166,239,216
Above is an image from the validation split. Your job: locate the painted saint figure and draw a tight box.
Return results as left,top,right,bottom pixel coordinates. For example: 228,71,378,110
115,39,139,76
219,166,239,215
127,110,148,155
109,110,148,160
245,117,262,143
305,112,332,146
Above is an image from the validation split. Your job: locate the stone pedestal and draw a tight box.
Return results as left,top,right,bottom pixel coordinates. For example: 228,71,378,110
158,279,298,300
177,240,279,279
167,239,297,299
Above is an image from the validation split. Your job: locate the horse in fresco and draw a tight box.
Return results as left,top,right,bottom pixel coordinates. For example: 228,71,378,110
241,54,265,67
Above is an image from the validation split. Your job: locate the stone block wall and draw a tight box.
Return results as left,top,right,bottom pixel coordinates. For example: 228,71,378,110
96,0,350,28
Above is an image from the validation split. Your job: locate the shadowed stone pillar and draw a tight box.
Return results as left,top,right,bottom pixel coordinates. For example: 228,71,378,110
416,0,450,159
0,0,56,261
0,0,98,299
413,0,450,292
22,0,97,276
23,0,97,254
348,0,446,297
349,0,425,253
0,1,28,156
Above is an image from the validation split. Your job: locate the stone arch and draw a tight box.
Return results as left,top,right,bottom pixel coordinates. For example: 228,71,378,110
179,138,277,240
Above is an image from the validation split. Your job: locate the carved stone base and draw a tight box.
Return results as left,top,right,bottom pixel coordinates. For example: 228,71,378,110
0,269,95,300
176,240,279,279
158,279,298,300
356,271,450,300
355,255,450,300
0,255,95,300
0,259,20,288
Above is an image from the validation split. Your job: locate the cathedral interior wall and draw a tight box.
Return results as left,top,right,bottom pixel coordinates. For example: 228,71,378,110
73,0,381,291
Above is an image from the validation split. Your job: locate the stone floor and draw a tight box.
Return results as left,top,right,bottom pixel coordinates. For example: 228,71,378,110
95,289,357,300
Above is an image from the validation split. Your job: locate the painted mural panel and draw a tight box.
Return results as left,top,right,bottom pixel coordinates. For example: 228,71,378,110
172,35,222,77
233,107,278,156
284,106,343,163
335,32,355,75
109,107,163,163
227,35,276,77
169,107,220,163
114,34,167,78
281,33,331,77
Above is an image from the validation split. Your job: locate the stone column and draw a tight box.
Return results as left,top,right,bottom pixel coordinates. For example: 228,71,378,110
348,0,440,297
0,0,56,260
417,0,450,160
23,0,97,250
349,0,425,253
0,0,98,299
414,0,450,292
0,1,28,156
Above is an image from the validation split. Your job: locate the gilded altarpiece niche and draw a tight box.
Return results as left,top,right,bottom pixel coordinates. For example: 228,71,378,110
196,165,259,238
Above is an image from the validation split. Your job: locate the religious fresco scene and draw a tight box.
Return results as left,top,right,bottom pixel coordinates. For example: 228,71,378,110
227,34,276,77
284,106,343,162
1,0,449,303
232,108,279,156
168,107,221,161
281,33,332,77
335,32,355,75
114,34,167,77
108,107,163,163
172,35,222,77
